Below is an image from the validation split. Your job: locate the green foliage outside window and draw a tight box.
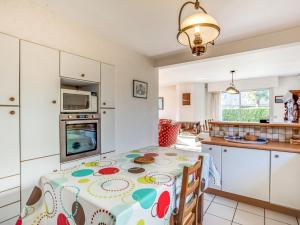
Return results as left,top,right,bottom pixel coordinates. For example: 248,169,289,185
222,107,269,122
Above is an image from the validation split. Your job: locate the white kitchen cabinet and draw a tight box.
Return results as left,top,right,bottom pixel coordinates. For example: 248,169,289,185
270,151,300,210
60,52,100,82
101,151,116,159
20,41,60,160
222,147,270,201
100,63,115,108
0,202,20,223
202,144,222,190
0,107,19,178
21,155,60,208
0,33,19,106
101,109,115,154
0,187,20,208
60,154,100,170
0,175,20,193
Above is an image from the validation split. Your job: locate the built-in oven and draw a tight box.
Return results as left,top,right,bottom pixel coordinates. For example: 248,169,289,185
60,114,100,163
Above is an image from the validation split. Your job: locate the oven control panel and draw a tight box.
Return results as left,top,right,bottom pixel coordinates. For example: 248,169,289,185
60,113,100,121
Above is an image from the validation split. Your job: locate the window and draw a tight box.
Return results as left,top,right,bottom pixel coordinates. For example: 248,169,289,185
221,89,270,122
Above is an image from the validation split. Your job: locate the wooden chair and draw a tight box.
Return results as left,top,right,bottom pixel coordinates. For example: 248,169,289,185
170,156,204,225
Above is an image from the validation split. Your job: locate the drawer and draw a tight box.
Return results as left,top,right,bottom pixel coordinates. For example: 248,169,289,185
0,202,20,223
60,154,100,170
0,216,18,225
0,175,20,193
101,151,116,159
0,187,20,208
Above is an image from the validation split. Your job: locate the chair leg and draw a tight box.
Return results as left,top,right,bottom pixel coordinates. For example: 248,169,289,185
198,193,204,225
170,214,175,225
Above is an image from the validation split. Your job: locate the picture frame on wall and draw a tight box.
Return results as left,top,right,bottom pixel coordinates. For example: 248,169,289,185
133,80,148,99
158,97,164,110
275,96,284,103
182,93,191,105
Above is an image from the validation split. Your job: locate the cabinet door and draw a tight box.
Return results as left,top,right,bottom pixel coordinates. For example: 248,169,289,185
101,109,115,154
0,107,20,178
201,144,222,190
222,147,270,201
60,52,100,82
271,151,300,210
20,41,60,160
0,33,19,106
100,63,115,108
21,155,60,208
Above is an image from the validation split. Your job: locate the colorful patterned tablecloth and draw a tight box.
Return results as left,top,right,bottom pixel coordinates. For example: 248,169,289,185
17,147,218,225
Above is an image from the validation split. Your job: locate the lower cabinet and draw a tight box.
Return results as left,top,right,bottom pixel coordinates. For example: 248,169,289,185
202,144,222,190
60,154,100,170
101,109,115,154
270,151,300,210
21,155,60,208
222,147,270,201
0,201,20,224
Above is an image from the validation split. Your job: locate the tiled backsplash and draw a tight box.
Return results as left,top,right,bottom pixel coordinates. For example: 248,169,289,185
210,124,300,142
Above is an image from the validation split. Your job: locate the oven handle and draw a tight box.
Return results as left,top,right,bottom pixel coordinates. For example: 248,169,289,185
65,120,99,125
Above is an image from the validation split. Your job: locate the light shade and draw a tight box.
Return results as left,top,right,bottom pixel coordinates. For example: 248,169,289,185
177,12,220,46
225,85,240,94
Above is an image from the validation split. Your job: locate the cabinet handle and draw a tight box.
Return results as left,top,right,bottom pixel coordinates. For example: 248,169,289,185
209,148,212,151
103,102,106,106
9,97,15,102
9,110,16,115
223,149,227,153
103,111,106,114
81,74,85,77
274,154,279,158
52,100,57,104
53,169,58,172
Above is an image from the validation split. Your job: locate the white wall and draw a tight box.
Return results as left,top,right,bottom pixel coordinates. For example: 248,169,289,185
159,83,207,122
159,86,177,120
0,0,158,152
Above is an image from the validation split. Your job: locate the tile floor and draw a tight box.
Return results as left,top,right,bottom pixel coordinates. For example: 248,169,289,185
203,194,300,225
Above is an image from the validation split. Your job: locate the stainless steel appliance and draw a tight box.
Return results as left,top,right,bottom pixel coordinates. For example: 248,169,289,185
60,114,100,163
61,89,98,113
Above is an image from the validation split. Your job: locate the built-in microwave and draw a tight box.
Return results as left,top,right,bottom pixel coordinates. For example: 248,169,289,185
61,89,98,113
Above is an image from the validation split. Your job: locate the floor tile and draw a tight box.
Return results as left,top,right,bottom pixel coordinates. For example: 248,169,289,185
207,202,236,221
203,213,231,225
213,196,238,208
233,209,264,225
265,218,291,225
204,193,215,201
265,210,298,225
237,202,264,216
204,199,212,212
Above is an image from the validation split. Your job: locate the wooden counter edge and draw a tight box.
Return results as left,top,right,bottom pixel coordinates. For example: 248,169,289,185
209,121,300,128
201,138,300,154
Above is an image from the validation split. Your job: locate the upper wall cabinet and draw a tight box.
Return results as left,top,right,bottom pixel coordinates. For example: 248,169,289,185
270,151,300,210
101,63,115,108
60,52,100,82
20,41,60,160
0,33,19,106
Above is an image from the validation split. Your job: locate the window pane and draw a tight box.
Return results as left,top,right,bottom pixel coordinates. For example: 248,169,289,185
221,92,240,109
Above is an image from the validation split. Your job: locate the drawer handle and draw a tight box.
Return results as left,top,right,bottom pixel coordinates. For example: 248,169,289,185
103,102,106,105
209,148,212,151
52,100,57,104
81,74,85,77
103,111,106,114
9,97,15,102
274,154,279,158
223,149,227,153
10,110,16,115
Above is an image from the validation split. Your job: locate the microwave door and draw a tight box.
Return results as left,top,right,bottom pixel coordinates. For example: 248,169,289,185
61,90,92,113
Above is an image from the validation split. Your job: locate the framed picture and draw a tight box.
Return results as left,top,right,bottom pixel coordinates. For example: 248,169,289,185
158,97,164,110
275,96,284,103
182,93,191,105
133,80,148,99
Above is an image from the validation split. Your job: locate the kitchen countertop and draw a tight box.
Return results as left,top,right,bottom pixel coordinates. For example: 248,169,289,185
202,137,300,153
209,121,300,128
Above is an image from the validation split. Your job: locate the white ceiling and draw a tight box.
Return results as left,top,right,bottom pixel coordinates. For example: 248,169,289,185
31,0,300,57
159,43,300,86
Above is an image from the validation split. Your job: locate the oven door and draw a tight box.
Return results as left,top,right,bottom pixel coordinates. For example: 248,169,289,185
61,89,92,113
60,119,100,163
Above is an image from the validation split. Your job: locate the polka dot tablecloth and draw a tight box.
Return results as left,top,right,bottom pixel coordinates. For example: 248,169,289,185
18,147,215,225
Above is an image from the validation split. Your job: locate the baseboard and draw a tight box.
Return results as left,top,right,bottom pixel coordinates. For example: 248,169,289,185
205,188,300,218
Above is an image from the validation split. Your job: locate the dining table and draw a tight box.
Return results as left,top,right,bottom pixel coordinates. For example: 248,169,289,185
17,146,220,225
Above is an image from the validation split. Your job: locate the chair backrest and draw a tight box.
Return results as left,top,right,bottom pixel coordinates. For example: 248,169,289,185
177,156,203,225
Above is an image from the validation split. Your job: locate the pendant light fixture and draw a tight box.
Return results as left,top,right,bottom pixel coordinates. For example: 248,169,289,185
225,70,239,94
177,0,220,56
